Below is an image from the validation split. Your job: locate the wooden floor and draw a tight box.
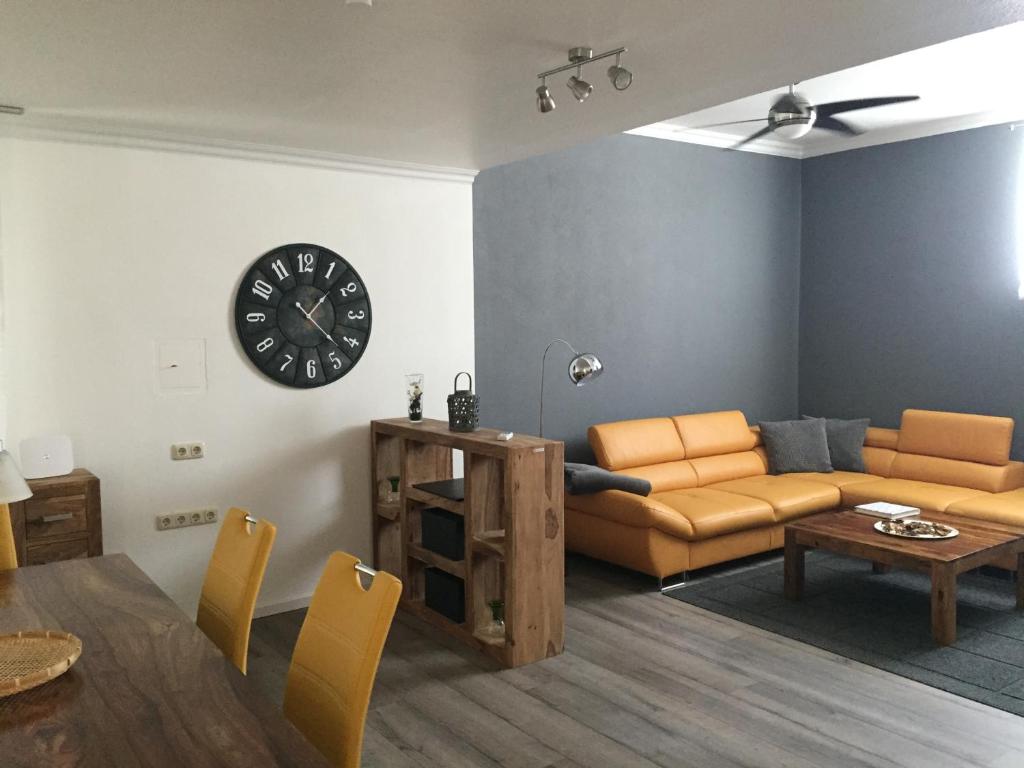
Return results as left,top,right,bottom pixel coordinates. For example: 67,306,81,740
249,554,1024,768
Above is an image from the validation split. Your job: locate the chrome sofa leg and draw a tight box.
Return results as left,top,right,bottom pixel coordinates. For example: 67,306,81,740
659,571,690,593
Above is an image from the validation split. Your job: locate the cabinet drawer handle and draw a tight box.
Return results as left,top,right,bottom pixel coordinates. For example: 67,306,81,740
41,513,74,523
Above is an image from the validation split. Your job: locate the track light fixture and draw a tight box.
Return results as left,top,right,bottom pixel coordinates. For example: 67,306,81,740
535,46,631,113
536,78,556,113
567,66,593,103
606,53,633,91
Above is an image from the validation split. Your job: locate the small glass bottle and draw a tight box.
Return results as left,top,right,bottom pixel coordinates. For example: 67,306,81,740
484,599,505,640
385,476,400,503
406,373,424,422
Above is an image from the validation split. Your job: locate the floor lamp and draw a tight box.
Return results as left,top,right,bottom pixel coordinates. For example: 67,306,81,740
0,446,32,569
539,339,604,438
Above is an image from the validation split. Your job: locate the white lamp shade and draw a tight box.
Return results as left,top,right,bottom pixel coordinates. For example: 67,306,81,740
0,450,32,503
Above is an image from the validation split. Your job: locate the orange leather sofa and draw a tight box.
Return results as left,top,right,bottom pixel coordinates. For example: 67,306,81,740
565,409,1024,579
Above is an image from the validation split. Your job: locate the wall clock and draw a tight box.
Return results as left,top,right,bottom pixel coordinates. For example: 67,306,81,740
234,243,371,388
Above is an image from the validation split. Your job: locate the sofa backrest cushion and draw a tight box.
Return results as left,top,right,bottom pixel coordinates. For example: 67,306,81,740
862,447,896,477
689,452,767,486
890,453,1024,493
897,409,1013,466
613,461,699,494
589,418,685,471
865,427,899,450
672,411,757,458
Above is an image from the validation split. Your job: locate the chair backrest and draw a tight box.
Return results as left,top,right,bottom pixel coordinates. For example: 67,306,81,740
0,504,17,570
283,552,401,768
196,507,276,674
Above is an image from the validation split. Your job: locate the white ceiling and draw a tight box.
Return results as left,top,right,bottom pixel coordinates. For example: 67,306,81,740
634,21,1024,158
1,1,1022,171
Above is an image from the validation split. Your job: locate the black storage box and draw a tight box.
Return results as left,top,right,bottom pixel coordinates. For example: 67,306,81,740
421,506,465,561
424,567,465,624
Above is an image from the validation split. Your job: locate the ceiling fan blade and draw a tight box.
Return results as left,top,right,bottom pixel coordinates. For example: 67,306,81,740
817,95,919,117
814,115,862,136
733,125,774,149
691,117,769,129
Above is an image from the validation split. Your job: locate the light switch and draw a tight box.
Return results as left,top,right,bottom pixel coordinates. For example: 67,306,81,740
156,339,207,393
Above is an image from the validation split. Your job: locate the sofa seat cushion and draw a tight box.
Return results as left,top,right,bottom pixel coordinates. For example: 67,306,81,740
706,476,840,522
841,478,989,513
785,471,879,489
651,488,775,541
947,490,1024,528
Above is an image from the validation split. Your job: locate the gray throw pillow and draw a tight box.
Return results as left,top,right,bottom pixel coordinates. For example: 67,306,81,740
758,418,833,475
802,415,870,472
564,462,652,496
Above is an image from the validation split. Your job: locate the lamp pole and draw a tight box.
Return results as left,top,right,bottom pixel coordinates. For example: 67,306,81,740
538,339,604,438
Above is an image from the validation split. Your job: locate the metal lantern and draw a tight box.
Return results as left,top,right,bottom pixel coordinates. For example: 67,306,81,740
447,372,479,432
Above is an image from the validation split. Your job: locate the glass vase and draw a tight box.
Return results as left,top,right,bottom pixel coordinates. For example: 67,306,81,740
385,476,400,503
406,373,424,422
483,599,505,640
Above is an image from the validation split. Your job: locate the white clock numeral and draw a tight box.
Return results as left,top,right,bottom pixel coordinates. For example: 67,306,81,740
256,337,274,352
328,351,343,370
306,359,317,379
271,258,289,281
338,281,358,298
252,279,273,300
323,261,336,281
279,354,294,371
297,252,314,273
246,312,266,323
343,336,359,349
347,309,365,321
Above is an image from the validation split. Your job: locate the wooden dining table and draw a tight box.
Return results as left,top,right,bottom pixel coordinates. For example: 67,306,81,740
0,554,329,767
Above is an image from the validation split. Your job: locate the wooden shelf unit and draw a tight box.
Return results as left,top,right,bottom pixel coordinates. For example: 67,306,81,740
371,418,564,667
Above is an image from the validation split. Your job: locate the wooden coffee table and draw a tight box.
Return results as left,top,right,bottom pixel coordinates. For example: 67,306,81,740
784,509,1024,646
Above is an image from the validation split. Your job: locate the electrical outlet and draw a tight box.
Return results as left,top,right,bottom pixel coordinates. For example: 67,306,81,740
170,442,206,461
155,507,219,531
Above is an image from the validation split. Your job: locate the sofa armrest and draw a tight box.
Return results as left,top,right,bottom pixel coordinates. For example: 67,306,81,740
566,490,695,539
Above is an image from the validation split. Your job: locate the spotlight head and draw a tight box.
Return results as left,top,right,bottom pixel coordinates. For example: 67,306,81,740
607,64,632,91
567,75,593,103
536,84,556,113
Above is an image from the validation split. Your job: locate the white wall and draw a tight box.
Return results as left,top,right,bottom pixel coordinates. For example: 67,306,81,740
0,136,475,614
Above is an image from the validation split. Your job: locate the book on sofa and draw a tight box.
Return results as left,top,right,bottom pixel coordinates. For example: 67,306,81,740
853,501,920,519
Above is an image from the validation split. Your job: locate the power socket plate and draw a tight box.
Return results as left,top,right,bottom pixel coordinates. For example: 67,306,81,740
156,507,218,531
170,442,205,461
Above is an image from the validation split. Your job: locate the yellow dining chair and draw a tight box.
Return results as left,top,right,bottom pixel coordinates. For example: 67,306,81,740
0,505,17,570
196,507,276,674
283,552,401,768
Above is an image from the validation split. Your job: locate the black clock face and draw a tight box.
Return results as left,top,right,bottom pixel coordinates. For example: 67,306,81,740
235,244,371,388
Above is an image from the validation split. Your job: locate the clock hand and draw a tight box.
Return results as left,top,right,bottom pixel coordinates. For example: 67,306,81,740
294,301,339,346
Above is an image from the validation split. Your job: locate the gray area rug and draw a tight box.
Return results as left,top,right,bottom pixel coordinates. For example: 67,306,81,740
665,551,1024,716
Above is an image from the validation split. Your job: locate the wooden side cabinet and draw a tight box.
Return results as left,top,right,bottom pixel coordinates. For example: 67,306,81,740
9,469,102,567
371,418,564,668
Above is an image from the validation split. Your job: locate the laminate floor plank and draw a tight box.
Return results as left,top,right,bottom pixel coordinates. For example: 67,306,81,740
250,554,1024,768
384,618,664,768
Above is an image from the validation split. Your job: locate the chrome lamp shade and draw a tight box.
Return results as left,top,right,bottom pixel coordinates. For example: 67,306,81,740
568,353,603,386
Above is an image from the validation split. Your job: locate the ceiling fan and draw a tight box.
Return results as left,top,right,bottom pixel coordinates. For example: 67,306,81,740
697,85,919,148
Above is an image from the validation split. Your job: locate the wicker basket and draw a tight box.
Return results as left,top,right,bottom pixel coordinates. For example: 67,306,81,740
0,630,82,698
447,372,479,432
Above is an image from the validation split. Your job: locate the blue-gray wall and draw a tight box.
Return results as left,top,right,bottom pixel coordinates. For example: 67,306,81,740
800,125,1024,456
473,134,802,460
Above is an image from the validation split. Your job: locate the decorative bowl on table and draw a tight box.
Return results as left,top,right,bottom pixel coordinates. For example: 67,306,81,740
874,519,959,540
0,630,82,698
